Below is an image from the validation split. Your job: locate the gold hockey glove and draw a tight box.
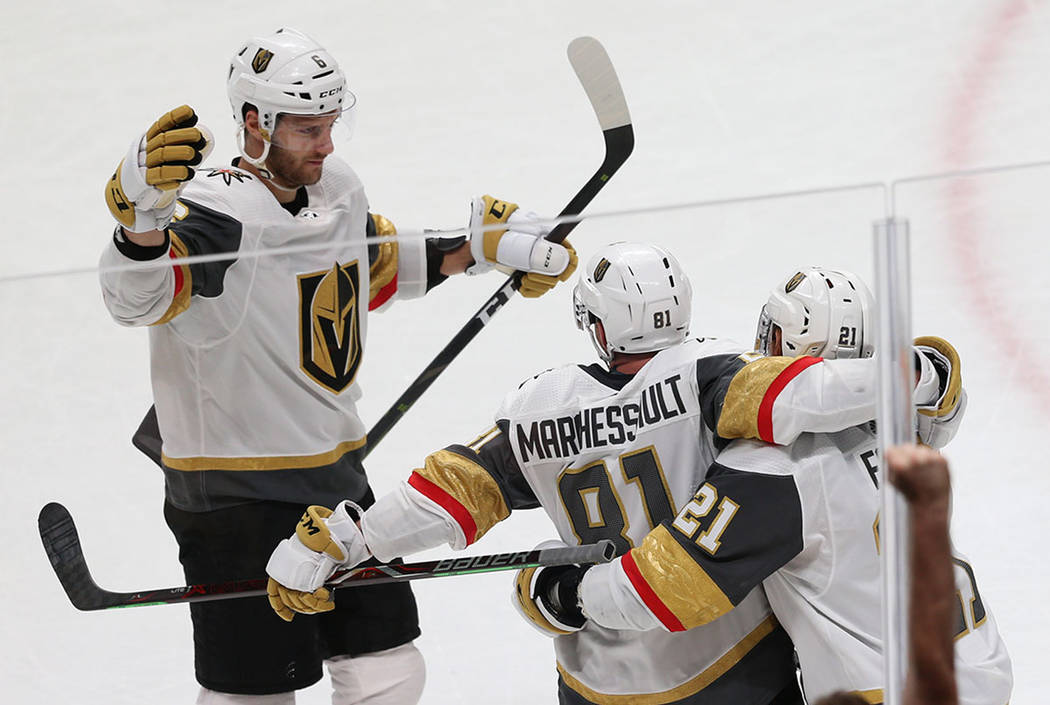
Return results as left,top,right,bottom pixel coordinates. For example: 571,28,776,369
465,195,573,283
519,239,578,298
266,580,335,623
512,540,588,636
265,501,372,621
105,105,213,232
914,336,966,449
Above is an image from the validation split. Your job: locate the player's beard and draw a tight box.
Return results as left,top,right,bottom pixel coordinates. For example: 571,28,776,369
266,144,326,189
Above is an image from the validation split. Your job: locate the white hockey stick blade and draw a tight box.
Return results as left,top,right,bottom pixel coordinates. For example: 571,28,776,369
568,36,632,131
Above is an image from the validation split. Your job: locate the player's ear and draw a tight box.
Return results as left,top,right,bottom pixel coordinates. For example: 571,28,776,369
594,319,607,347
240,107,268,161
243,109,262,138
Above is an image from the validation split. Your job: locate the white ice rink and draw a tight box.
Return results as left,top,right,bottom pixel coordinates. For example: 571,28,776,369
2,1,1048,702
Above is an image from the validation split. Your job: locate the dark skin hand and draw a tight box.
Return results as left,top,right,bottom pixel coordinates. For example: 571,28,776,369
886,444,958,705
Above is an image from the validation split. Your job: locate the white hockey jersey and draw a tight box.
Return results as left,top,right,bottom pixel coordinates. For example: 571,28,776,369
360,338,909,704
579,427,1013,705
100,157,429,511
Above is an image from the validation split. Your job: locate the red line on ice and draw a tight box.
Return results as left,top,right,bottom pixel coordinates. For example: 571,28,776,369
942,0,1048,419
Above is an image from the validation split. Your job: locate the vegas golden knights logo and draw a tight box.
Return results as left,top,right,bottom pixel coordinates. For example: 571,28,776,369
784,271,806,293
593,258,611,283
298,262,363,394
252,48,274,73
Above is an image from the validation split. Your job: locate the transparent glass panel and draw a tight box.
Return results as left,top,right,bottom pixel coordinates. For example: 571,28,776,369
4,171,1042,700
893,164,1050,701
1,184,893,700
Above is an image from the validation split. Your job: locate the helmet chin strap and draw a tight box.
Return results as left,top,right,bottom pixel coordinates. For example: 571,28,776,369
236,128,272,177
586,322,614,365
235,128,300,194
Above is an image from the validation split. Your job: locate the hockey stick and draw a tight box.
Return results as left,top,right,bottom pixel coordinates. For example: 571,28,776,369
363,36,633,456
39,501,615,611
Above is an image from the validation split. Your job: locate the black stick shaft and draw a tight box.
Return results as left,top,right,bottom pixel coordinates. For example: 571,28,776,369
40,501,615,611
364,125,633,457
115,541,615,609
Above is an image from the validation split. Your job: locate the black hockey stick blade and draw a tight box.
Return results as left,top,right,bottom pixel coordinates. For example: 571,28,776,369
39,501,128,611
364,37,634,456
39,501,615,611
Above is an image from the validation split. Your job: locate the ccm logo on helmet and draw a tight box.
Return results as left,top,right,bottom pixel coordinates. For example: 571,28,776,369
318,87,343,99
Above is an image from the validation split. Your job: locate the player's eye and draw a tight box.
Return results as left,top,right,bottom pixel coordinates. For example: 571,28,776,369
296,119,338,137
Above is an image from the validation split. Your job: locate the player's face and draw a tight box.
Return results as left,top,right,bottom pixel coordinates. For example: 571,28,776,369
267,113,339,187
770,326,783,356
594,320,608,349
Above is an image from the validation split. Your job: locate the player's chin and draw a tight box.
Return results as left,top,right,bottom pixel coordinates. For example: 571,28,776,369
301,160,325,185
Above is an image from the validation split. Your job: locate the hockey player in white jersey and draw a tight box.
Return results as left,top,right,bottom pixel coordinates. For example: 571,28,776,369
98,27,577,705
544,267,1011,705
266,245,960,704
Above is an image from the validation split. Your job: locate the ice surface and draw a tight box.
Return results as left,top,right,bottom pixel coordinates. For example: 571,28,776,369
2,1,1048,702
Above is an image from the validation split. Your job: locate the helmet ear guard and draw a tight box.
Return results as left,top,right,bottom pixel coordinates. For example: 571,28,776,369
573,242,693,364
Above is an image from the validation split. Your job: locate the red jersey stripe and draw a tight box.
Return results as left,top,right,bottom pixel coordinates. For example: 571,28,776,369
757,356,823,443
622,550,686,632
368,273,398,311
407,471,478,545
170,248,185,297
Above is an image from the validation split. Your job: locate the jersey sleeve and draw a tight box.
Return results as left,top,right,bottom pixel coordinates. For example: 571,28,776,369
99,198,242,327
579,463,803,632
365,213,402,309
365,212,454,309
359,423,538,562
699,353,882,445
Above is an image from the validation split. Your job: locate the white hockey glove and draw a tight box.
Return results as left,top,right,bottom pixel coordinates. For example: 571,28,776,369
914,336,966,449
465,195,578,296
512,540,589,637
105,105,213,233
265,500,371,622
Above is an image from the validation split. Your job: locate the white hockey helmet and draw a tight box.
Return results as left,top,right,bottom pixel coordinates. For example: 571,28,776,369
573,242,692,363
755,267,875,359
227,28,355,163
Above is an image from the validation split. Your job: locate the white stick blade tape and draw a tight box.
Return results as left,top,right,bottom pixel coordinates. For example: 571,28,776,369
568,36,632,131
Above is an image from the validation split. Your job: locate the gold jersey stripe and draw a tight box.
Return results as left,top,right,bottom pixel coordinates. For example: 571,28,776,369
632,524,735,629
465,425,500,451
150,232,193,326
368,213,399,304
557,616,778,704
416,449,510,541
716,356,796,440
162,436,366,471
851,689,883,704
